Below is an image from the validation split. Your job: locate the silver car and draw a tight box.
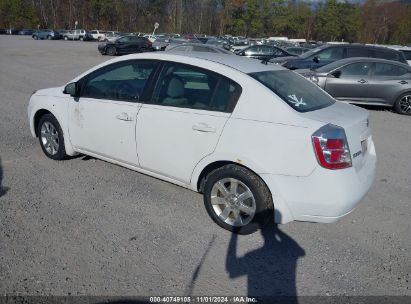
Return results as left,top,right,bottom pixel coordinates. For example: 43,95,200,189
298,57,411,115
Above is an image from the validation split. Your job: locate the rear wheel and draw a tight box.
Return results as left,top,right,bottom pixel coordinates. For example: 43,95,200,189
47,35,51,40
33,35,38,40
79,36,84,41
203,164,273,235
64,36,68,41
106,46,116,56
394,93,411,115
37,114,67,160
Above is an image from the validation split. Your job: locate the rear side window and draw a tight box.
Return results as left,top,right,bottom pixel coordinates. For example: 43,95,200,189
401,50,411,60
151,63,241,112
374,63,409,77
373,49,398,61
249,70,335,112
347,47,369,57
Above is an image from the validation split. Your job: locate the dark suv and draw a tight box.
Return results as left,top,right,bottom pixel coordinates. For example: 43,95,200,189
98,35,153,56
270,44,408,69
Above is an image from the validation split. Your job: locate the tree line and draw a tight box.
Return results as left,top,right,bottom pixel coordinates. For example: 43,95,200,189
1,0,410,44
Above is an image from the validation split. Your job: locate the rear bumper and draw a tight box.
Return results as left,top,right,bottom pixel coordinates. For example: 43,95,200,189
261,139,377,224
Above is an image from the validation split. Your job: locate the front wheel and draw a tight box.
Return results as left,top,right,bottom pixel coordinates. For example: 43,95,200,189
394,93,411,115
33,35,38,40
64,36,68,41
37,114,67,160
203,164,273,234
47,35,51,40
106,46,116,56
79,36,84,41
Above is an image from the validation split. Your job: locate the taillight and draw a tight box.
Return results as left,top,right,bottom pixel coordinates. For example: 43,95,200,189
312,124,352,170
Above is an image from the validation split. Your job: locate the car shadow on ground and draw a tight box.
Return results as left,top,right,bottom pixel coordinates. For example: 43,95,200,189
354,104,393,113
0,156,9,197
225,211,305,301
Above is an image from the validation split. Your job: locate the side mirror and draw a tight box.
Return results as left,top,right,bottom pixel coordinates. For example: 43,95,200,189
331,70,341,78
63,82,78,97
313,56,320,63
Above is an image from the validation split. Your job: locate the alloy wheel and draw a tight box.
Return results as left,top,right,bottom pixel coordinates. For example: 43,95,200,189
40,121,60,155
398,95,411,114
210,178,256,227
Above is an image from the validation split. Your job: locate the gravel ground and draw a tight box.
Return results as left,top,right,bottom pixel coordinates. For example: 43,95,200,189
0,36,410,297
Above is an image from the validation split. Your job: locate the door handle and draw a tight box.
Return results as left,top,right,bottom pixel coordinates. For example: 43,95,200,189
357,79,368,84
192,123,216,133
116,112,133,121
399,80,408,84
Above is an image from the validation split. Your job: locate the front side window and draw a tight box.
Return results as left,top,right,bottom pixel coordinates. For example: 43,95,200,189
81,61,158,101
339,62,371,77
250,70,335,112
316,47,344,60
152,63,241,112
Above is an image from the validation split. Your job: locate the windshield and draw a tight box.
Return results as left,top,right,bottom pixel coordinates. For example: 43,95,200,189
249,70,335,112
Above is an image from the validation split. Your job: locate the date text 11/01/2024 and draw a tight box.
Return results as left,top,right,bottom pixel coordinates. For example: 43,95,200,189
149,296,258,303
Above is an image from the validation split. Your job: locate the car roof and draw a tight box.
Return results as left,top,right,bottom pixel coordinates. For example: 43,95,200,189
122,52,285,74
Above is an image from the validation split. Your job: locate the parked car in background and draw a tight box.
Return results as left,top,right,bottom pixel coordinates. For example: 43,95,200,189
90,30,107,41
104,32,120,42
236,44,294,60
166,43,232,54
28,52,376,234
271,44,408,70
98,35,153,56
32,29,58,40
152,38,170,51
6,28,20,35
0,29,7,34
297,57,411,115
63,29,89,41
206,38,230,50
18,29,34,35
286,47,310,55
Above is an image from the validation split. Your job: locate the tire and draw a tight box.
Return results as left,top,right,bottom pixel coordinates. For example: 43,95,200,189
33,35,38,40
47,35,51,40
64,36,68,41
394,93,411,115
79,36,84,41
37,114,67,160
106,46,116,56
203,164,273,235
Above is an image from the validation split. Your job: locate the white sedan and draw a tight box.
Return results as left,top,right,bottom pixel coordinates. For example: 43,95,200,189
28,52,376,234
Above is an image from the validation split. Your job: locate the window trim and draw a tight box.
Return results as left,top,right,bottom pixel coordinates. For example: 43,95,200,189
78,59,161,103
145,61,242,113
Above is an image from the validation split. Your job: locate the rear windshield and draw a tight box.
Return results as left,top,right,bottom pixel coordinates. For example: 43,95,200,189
249,70,335,112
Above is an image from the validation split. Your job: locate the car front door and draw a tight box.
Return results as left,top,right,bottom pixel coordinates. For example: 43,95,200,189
367,62,411,105
115,37,131,54
136,62,241,184
68,60,159,165
324,61,371,102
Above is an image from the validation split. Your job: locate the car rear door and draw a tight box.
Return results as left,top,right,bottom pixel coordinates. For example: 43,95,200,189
135,62,241,184
324,61,371,102
367,62,411,105
68,60,159,166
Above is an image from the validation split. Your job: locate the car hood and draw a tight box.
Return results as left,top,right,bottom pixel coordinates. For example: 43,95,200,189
35,86,64,97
